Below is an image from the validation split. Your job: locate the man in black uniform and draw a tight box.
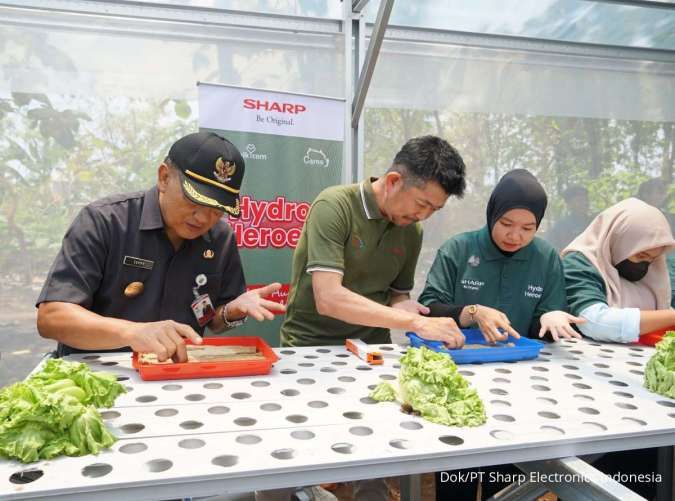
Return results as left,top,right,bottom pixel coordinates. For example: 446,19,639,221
37,131,283,362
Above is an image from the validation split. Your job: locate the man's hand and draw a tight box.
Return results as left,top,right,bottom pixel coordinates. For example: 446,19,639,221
473,305,520,343
124,320,202,363
391,299,430,315
539,311,584,341
226,283,287,322
412,316,465,348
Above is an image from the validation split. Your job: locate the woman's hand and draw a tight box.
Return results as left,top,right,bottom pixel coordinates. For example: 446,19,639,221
538,311,585,341
472,305,520,343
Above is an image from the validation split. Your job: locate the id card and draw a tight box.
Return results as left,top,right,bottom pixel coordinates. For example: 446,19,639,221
191,293,216,327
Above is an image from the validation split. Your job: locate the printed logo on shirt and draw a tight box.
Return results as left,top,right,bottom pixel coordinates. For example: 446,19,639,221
351,234,365,249
468,255,480,267
388,247,405,257
461,278,485,291
524,284,543,299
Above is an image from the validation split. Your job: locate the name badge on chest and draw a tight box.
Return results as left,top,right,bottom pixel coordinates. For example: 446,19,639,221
191,274,215,327
123,255,154,270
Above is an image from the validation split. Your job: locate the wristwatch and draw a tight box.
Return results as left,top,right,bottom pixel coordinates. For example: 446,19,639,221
467,304,479,323
221,303,247,329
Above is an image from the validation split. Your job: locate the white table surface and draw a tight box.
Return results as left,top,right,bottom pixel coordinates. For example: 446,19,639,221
1,338,674,500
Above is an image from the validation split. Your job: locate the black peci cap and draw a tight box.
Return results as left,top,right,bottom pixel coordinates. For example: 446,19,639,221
168,131,245,217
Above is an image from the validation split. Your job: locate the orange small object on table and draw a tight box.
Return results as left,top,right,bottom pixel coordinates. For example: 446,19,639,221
637,327,675,347
132,336,279,381
345,338,383,365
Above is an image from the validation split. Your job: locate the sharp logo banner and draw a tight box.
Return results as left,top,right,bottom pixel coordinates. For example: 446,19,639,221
198,83,344,346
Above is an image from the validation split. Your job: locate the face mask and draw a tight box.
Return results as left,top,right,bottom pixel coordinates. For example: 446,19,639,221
615,259,650,282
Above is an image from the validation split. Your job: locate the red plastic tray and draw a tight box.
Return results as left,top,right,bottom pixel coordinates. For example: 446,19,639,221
132,336,279,381
637,327,674,347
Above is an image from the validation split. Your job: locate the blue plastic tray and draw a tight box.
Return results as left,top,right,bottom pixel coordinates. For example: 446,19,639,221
406,329,544,364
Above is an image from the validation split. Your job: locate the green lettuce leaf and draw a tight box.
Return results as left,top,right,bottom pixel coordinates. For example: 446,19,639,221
0,358,126,463
368,346,486,427
645,331,675,399
370,381,397,401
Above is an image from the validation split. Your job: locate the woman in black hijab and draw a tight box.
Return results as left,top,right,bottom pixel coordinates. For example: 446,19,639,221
419,169,583,342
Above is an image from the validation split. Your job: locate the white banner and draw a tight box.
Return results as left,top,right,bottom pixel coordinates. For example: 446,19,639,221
199,83,345,141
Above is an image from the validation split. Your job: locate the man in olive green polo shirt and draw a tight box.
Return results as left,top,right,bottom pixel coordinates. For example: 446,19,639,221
280,135,467,349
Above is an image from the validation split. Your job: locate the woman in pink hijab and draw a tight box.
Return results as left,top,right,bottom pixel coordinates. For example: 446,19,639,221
562,198,675,343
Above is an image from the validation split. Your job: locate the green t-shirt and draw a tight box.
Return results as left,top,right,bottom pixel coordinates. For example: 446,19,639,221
280,178,423,347
562,251,609,316
418,226,567,337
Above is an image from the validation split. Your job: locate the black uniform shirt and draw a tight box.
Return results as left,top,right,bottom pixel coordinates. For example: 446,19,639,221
37,187,246,356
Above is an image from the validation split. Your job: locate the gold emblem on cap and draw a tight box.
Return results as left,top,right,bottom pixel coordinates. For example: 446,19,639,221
203,249,215,259
214,157,236,183
124,281,144,298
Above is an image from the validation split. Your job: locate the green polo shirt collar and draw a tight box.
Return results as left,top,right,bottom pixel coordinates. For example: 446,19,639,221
359,177,383,220
477,225,533,262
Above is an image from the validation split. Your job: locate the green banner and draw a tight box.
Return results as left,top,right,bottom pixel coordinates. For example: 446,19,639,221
199,83,344,346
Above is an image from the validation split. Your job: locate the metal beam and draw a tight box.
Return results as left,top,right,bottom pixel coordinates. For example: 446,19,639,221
380,24,675,64
352,0,371,13
581,0,675,9
351,0,394,128
0,0,342,34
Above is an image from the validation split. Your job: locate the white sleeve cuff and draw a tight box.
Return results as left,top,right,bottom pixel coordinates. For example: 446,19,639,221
306,266,344,275
578,303,640,343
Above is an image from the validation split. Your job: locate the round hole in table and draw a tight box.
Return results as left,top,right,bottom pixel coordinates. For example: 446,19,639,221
291,430,315,440
540,426,564,436
493,414,515,422
208,406,230,415
582,422,607,431
120,442,147,454
615,402,637,410
146,459,172,473
332,443,354,454
286,414,308,424
179,420,203,430
9,469,43,484
179,438,205,449
621,417,646,426
82,463,112,478
120,423,145,434
236,434,262,445
212,455,239,467
490,399,511,408
350,426,373,436
573,394,594,401
390,439,411,450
